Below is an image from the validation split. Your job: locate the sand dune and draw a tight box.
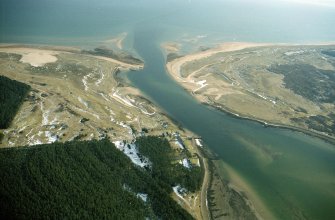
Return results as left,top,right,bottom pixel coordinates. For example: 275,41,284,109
0,47,59,67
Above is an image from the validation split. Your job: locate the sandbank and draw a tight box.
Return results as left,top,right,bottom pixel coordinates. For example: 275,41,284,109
166,42,270,83
0,45,143,70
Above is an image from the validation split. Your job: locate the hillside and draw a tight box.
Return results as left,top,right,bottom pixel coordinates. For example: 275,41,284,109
0,75,30,129
0,138,195,219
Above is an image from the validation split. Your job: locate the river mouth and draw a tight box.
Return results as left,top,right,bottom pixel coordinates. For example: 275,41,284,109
1,0,335,218
127,27,335,220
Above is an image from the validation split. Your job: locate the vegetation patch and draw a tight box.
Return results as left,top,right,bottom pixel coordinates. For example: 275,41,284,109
82,47,143,65
268,64,335,103
166,53,182,63
0,52,22,61
26,61,93,76
0,132,4,143
0,139,194,220
0,75,30,129
136,136,202,192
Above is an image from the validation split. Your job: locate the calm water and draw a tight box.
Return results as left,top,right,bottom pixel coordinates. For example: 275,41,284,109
1,0,335,219
127,26,335,220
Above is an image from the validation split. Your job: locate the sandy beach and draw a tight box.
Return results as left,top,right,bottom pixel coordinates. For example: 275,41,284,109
0,47,60,67
0,45,143,70
161,42,181,53
166,42,270,84
104,32,128,50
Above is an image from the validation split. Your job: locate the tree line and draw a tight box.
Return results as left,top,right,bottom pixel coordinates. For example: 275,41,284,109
0,138,194,219
0,75,30,129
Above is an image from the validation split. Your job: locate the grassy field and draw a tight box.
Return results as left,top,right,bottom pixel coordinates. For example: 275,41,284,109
0,46,189,147
168,44,335,138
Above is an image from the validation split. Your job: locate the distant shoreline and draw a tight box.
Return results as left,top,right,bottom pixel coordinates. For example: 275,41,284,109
204,102,335,146
0,44,144,70
164,41,335,146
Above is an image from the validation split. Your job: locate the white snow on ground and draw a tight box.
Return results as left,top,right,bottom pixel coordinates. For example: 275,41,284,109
139,106,156,116
18,125,28,134
193,80,208,92
45,131,58,143
41,103,50,126
95,69,105,86
104,107,116,122
126,95,136,103
31,140,43,145
181,158,191,169
136,193,148,202
82,76,89,91
116,121,133,135
27,134,43,146
196,158,200,167
256,93,276,105
173,185,188,203
175,140,185,149
82,72,95,91
195,138,203,147
112,90,135,107
78,97,89,108
113,141,151,168
71,104,101,120
257,93,267,100
111,89,156,116
100,93,111,102
50,117,58,125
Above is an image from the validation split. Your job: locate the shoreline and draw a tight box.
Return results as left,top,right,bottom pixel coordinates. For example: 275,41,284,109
165,41,335,146
194,142,210,220
205,102,335,146
0,44,144,70
164,41,335,219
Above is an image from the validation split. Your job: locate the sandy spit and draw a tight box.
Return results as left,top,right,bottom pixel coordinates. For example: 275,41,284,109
166,42,270,81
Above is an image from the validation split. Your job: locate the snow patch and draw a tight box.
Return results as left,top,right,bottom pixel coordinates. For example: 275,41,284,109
41,103,50,126
78,97,89,108
180,158,191,169
45,131,58,143
112,90,135,107
175,140,185,149
95,69,105,86
137,193,148,202
113,141,151,168
193,80,208,92
173,185,188,202
195,138,203,147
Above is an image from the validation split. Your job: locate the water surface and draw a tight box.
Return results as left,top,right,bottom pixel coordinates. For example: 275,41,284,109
1,1,335,219
127,26,335,219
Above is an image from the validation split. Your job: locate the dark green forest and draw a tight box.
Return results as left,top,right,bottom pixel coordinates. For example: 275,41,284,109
136,136,202,192
268,64,335,103
0,138,196,220
0,75,30,129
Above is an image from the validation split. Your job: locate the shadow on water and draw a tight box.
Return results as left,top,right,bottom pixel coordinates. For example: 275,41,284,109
127,26,335,220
